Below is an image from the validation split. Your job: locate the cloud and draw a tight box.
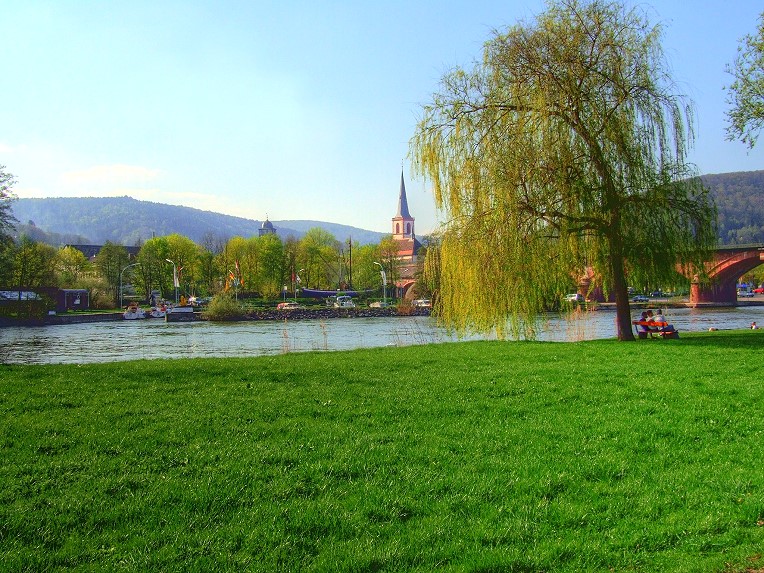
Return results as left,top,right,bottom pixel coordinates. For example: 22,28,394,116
61,164,161,186
0,142,29,154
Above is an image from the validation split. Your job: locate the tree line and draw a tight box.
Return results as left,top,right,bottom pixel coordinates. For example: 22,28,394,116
0,203,429,309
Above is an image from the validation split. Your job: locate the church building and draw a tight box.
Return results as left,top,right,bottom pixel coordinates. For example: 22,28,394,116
391,172,422,295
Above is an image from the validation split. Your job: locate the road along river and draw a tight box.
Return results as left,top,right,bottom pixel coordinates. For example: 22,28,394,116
2,306,763,365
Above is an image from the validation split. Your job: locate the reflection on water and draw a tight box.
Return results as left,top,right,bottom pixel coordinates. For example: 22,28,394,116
2,306,763,365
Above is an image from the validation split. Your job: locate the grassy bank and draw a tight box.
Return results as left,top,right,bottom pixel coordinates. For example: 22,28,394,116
2,331,763,572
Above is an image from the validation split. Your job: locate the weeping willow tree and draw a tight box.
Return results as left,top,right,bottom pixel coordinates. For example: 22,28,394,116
725,10,764,149
411,0,716,341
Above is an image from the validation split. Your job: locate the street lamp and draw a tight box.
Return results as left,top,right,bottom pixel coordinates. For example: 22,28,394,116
166,259,179,304
119,262,141,310
373,261,387,306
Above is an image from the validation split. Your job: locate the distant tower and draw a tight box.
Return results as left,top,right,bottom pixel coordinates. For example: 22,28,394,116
391,171,421,265
259,217,276,237
392,171,415,240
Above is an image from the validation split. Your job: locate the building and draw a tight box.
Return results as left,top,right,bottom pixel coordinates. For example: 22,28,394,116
65,244,140,260
258,217,277,237
391,172,422,296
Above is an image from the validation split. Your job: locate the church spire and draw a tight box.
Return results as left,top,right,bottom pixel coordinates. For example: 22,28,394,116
396,170,412,219
392,170,414,239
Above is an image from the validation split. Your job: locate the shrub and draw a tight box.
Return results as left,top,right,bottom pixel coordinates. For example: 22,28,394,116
202,293,247,321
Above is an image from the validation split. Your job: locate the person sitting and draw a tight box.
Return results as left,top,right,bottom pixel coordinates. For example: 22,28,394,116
645,310,659,335
652,309,676,335
752,321,759,330
635,311,650,339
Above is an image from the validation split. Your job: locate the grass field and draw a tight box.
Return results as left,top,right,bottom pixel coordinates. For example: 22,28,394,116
2,330,764,572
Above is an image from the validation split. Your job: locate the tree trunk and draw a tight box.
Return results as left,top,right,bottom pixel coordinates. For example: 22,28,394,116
610,244,636,341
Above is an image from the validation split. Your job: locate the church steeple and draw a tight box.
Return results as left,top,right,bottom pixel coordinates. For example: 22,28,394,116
392,171,414,239
396,171,412,219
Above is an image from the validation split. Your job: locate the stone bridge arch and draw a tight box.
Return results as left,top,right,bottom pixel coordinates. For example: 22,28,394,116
689,245,764,304
574,245,764,304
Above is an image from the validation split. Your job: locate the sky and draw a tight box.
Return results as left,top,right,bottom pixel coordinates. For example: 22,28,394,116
2,1,763,236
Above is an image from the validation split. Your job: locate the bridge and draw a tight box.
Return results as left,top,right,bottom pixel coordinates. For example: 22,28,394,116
579,244,764,305
689,244,764,304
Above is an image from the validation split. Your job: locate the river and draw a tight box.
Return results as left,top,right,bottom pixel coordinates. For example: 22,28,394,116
2,306,763,365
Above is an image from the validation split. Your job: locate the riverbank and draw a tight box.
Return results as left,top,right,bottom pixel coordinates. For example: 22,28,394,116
2,332,762,572
0,306,433,326
2,298,761,328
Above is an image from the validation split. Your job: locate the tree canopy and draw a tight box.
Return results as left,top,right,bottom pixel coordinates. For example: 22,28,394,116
410,0,716,340
726,11,764,148
0,165,18,248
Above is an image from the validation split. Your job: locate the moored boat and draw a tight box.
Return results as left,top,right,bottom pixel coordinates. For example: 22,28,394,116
123,303,147,320
148,304,167,318
165,305,197,322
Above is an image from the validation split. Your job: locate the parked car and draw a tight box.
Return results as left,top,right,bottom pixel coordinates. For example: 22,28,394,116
754,287,764,294
413,299,432,308
277,301,301,310
334,295,355,308
632,295,649,303
564,293,585,303
738,290,755,298
369,301,389,308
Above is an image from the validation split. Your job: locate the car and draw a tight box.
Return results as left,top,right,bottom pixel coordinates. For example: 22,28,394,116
334,295,355,308
738,290,755,298
632,295,649,303
754,287,764,294
277,301,301,310
369,301,389,308
564,293,584,303
413,299,432,308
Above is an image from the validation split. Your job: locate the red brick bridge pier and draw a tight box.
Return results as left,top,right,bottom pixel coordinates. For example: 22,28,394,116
688,245,764,304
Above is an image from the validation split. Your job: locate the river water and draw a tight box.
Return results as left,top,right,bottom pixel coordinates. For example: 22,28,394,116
2,306,763,365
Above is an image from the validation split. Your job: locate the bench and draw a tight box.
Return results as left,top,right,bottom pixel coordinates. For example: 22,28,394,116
631,320,679,339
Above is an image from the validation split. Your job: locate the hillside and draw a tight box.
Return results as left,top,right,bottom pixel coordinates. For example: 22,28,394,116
9,170,764,247
702,170,764,244
10,196,386,246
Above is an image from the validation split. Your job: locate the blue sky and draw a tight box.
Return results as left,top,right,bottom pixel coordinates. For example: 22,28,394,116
2,1,763,235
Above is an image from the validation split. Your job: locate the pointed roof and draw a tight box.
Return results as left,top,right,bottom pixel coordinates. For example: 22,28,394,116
395,171,412,219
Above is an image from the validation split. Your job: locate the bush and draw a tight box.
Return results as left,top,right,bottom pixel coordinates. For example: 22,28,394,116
202,293,247,321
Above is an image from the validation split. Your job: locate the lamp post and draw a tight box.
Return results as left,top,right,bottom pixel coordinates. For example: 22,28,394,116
119,262,141,310
166,259,179,304
373,261,387,306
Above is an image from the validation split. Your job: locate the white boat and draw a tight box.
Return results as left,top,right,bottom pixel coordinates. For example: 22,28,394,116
148,305,167,318
123,303,147,320
165,305,197,322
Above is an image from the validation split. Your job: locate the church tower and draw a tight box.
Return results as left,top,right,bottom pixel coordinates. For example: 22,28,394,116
392,171,415,240
391,171,420,265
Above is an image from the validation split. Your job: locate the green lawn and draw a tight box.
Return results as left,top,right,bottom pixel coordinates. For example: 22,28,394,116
2,331,763,572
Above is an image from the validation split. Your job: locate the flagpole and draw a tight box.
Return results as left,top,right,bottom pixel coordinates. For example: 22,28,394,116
166,259,179,304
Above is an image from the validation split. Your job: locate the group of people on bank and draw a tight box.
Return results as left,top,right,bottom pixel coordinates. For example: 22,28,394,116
634,309,677,338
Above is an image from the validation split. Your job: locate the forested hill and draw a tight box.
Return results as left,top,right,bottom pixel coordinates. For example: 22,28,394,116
9,170,764,247
10,196,385,246
702,170,764,244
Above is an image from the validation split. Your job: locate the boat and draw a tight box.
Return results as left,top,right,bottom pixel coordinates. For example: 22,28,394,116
123,303,147,320
148,304,167,318
300,288,374,299
165,305,197,322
